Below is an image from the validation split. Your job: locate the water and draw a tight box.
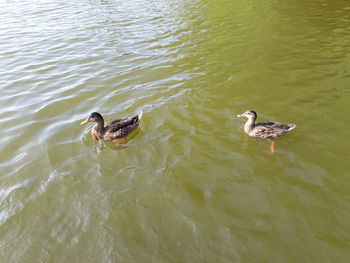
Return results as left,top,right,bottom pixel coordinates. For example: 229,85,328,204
1,0,349,262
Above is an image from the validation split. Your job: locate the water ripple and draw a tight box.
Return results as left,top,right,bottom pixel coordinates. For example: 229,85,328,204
0,0,349,262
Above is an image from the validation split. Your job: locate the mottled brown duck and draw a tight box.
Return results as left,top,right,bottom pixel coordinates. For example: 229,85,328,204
81,111,142,142
237,110,296,152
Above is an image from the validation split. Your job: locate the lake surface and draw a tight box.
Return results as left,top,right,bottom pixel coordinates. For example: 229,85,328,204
1,0,349,262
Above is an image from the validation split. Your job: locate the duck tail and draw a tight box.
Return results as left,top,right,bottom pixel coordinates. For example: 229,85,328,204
288,124,296,131
138,111,143,121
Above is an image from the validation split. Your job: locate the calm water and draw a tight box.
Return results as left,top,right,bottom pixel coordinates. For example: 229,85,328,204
1,0,350,262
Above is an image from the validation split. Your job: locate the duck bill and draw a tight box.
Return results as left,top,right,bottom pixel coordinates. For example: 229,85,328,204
80,119,89,125
236,114,243,118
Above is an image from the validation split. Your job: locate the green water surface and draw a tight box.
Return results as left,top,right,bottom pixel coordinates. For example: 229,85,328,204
0,0,349,262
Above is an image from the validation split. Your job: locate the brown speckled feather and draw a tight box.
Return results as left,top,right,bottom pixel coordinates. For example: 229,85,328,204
251,122,295,139
237,110,296,140
103,115,141,140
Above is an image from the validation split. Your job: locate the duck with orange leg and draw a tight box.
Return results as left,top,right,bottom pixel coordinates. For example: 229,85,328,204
81,111,142,144
237,110,296,153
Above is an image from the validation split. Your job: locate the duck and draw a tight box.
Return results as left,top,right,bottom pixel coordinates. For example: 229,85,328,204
237,110,296,152
81,111,142,142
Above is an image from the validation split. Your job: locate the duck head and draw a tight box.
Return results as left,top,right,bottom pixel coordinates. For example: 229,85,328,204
237,110,257,120
80,112,104,125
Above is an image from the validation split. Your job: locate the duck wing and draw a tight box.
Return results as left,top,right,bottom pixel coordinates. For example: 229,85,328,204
252,122,295,138
105,117,131,131
104,112,142,140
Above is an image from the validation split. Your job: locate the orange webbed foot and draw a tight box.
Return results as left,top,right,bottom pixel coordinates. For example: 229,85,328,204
112,138,128,145
269,140,275,153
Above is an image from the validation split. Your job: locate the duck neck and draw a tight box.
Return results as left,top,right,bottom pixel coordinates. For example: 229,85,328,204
244,116,256,134
93,120,105,137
